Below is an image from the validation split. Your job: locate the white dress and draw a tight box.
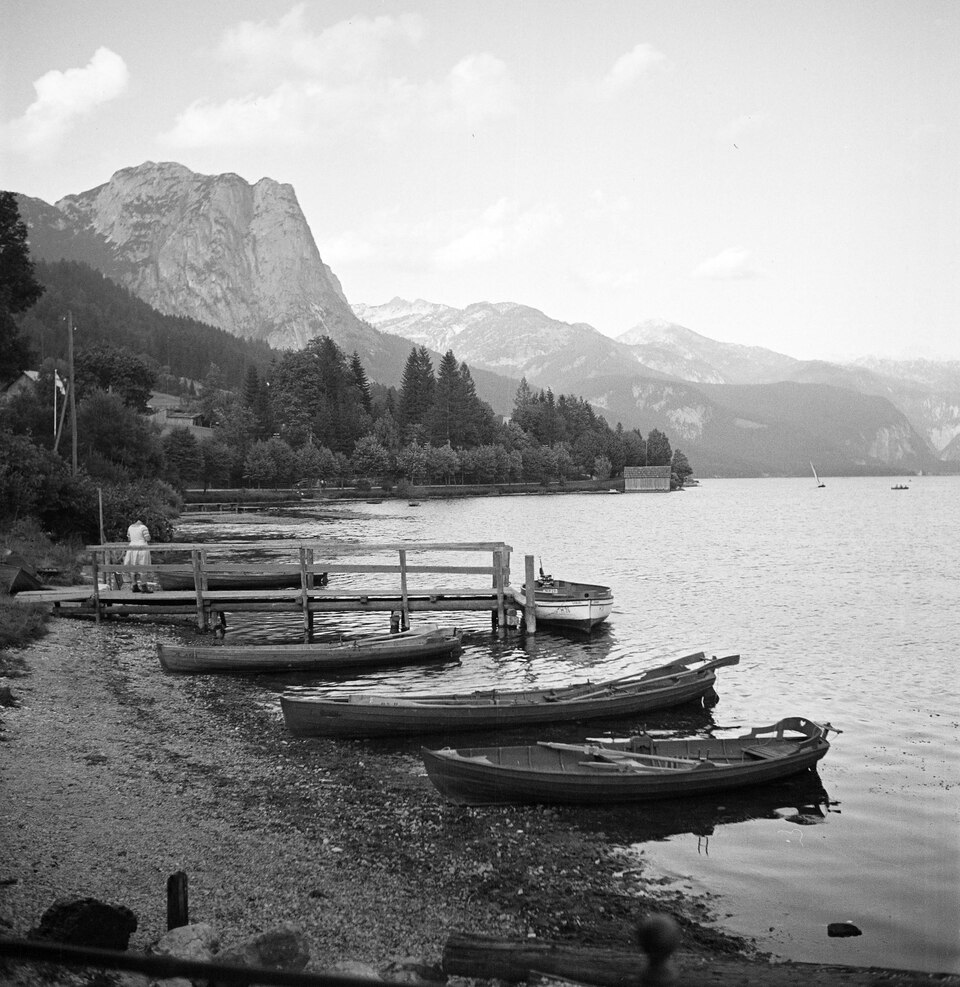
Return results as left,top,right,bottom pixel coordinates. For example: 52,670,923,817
123,521,152,570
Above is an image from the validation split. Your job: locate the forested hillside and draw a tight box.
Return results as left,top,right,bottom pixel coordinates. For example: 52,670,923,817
21,260,277,391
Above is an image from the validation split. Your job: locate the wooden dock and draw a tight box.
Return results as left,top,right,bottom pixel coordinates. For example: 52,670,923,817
16,540,541,637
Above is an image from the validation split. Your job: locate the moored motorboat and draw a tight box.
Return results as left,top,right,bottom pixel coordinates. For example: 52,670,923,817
515,568,613,630
280,652,740,737
158,623,461,674
422,716,837,805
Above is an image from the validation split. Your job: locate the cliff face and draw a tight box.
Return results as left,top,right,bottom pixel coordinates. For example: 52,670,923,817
32,161,362,352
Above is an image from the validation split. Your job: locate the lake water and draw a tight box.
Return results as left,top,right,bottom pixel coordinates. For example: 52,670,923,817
177,476,960,973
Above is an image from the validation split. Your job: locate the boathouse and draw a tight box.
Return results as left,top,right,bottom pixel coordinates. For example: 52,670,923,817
623,465,671,492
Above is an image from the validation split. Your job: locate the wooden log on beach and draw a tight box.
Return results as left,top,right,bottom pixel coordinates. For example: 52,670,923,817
442,929,957,987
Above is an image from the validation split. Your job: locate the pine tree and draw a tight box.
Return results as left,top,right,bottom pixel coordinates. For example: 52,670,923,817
0,192,44,381
429,350,460,446
350,351,372,415
398,346,435,437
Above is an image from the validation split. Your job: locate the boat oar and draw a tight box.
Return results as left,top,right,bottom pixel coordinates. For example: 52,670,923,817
537,741,704,768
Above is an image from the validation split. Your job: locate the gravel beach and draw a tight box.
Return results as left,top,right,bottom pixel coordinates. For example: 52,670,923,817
0,618,746,977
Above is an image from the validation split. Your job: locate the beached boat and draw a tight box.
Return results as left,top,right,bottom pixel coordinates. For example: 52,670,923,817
158,624,462,674
422,716,836,805
280,651,739,738
1,551,43,594
515,569,613,630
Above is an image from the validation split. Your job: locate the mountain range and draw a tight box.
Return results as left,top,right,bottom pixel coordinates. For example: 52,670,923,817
15,161,960,476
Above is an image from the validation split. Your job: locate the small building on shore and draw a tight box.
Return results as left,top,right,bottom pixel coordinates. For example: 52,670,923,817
623,465,672,492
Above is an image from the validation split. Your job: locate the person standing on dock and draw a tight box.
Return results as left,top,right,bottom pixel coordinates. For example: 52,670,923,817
123,519,152,592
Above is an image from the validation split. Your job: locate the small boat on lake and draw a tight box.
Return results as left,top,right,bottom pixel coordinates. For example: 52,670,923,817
280,651,740,738
158,623,462,674
422,716,836,805
516,567,613,630
811,462,826,488
891,484,910,490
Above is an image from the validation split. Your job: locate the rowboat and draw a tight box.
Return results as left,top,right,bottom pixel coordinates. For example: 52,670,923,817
280,651,739,738
1,552,43,594
422,716,836,805
515,570,613,630
157,624,462,674
156,566,310,591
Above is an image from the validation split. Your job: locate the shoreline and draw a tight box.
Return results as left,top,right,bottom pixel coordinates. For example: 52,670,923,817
2,619,957,985
0,618,751,970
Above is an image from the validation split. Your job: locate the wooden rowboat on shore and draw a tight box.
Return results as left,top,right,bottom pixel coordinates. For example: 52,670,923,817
280,651,739,738
1,551,44,594
422,716,837,805
157,623,462,674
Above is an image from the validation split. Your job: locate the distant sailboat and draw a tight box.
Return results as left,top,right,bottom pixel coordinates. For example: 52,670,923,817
811,462,826,488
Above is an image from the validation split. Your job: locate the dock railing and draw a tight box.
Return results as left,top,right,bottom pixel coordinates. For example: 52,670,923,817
87,540,516,635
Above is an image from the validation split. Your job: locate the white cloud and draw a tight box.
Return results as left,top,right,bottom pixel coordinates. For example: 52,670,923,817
434,199,562,269
319,230,377,265
217,6,425,83
598,43,670,99
4,48,128,156
323,200,561,274
160,11,514,148
692,247,765,280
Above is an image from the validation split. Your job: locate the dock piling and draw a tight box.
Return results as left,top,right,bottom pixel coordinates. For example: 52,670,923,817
524,555,537,634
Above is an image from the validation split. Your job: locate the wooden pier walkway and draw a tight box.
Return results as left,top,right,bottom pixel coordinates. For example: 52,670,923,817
16,540,541,637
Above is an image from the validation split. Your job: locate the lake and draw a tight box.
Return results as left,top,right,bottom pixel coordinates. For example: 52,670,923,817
177,476,960,974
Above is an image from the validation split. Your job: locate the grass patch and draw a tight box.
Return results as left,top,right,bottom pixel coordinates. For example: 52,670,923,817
1,518,85,585
0,596,48,670
1,518,85,666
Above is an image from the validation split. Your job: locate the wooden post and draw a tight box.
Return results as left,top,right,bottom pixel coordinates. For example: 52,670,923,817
299,546,310,642
166,871,188,930
493,548,505,637
305,547,315,635
91,549,101,624
399,549,410,631
524,554,537,634
67,310,77,476
191,549,206,632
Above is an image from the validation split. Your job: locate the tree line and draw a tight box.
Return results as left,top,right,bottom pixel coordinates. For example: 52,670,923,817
1,192,693,543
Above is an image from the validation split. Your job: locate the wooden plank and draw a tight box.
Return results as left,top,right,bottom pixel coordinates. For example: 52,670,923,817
87,540,513,553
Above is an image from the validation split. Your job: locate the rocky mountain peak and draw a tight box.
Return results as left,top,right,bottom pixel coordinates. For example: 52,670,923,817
37,161,359,351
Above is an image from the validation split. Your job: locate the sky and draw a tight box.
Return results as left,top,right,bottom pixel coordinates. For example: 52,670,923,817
2,0,958,362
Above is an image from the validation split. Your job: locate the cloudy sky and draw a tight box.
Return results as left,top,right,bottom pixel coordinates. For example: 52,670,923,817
2,0,958,361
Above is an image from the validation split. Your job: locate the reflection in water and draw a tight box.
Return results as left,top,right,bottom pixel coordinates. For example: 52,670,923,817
570,768,834,847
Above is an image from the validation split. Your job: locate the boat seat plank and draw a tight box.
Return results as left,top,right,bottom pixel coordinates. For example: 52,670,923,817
742,743,799,760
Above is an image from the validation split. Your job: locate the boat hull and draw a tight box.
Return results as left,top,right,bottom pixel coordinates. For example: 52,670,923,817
158,626,461,674
281,653,738,737
156,567,302,590
422,717,832,805
517,578,614,630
